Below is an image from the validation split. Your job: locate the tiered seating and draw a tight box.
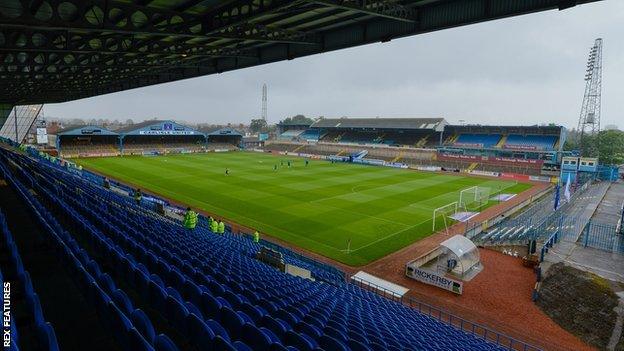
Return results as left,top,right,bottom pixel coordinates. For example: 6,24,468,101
0,211,59,351
206,143,238,151
1,148,514,351
60,142,120,158
279,130,305,140
452,134,501,148
263,143,302,153
503,135,557,151
298,130,321,142
122,142,207,155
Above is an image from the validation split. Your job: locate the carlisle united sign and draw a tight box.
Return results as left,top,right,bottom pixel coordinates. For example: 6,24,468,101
138,130,195,135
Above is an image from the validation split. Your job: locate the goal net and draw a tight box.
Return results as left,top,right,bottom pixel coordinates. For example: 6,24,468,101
432,201,458,232
459,186,491,212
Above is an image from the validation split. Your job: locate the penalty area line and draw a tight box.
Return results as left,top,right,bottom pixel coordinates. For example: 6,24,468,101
348,217,432,254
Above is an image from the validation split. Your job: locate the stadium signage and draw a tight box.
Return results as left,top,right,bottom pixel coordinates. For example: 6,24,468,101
503,144,537,150
407,267,463,294
138,130,195,135
467,170,499,177
415,166,442,172
437,153,544,167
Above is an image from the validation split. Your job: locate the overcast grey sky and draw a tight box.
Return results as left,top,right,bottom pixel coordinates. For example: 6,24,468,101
45,1,623,129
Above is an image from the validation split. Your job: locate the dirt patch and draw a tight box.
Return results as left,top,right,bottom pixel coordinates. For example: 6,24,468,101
537,262,623,350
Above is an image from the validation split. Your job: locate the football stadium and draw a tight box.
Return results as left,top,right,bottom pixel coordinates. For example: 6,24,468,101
1,1,622,351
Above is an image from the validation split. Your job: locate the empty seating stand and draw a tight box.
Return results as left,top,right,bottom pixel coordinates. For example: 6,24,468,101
0,143,518,351
0,211,59,351
503,135,557,151
452,134,501,148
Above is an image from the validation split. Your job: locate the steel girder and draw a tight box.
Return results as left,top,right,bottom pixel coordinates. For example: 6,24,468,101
0,0,603,104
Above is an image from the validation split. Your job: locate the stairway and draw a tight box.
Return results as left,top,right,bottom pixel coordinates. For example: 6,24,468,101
292,144,305,153
494,135,507,148
416,136,429,148
467,162,479,171
391,151,404,163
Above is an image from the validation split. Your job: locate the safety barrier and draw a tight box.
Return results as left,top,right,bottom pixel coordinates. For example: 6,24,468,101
540,227,561,262
579,220,623,253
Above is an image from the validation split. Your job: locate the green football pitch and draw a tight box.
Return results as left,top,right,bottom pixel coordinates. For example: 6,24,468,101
75,152,531,266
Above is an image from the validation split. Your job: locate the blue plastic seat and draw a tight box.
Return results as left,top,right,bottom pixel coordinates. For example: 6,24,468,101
154,334,180,351
261,315,290,339
148,283,167,313
213,336,238,351
107,302,133,348
219,306,246,341
187,313,216,351
295,322,321,339
200,293,222,320
37,322,60,351
241,323,272,351
168,269,186,291
185,301,204,319
165,296,189,332
165,286,182,301
284,330,316,351
128,327,155,351
206,319,231,343
134,269,151,298
131,309,156,344
319,335,348,351
112,289,134,316
349,339,372,351
184,280,203,307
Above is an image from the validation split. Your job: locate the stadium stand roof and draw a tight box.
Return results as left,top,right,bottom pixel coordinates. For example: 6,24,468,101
206,127,243,136
446,124,564,135
57,125,118,136
277,121,313,127
116,120,202,136
0,104,43,143
311,117,446,131
0,0,601,106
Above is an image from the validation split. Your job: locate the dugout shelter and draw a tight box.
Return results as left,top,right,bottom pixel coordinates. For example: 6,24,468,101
406,235,482,294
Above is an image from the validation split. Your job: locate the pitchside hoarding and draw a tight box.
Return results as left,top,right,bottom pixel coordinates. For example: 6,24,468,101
406,267,463,294
436,153,544,168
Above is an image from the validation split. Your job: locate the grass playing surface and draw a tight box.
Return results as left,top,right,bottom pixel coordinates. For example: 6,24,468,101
75,152,531,266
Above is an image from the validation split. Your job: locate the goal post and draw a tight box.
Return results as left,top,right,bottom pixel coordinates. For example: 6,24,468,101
459,186,491,211
432,201,458,232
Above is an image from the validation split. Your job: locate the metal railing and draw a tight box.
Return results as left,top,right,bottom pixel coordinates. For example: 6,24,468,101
540,223,561,262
